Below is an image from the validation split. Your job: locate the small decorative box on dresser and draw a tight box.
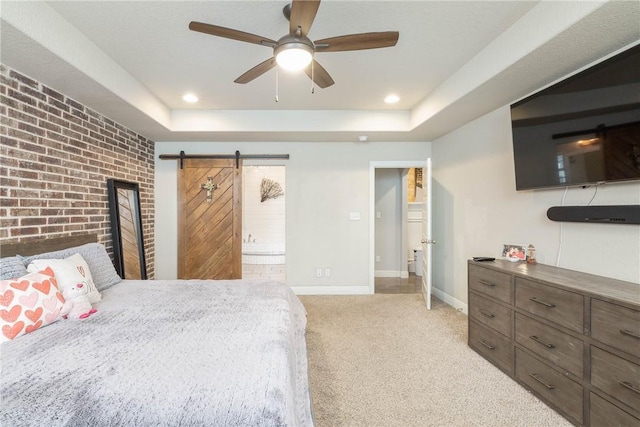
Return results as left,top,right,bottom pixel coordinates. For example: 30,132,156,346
468,259,640,427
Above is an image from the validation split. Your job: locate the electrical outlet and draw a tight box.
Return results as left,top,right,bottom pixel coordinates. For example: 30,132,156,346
324,269,331,277
376,256,380,263
316,268,322,277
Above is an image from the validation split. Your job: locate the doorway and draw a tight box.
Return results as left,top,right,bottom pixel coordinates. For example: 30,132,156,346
370,160,432,308
373,168,420,293
241,166,286,281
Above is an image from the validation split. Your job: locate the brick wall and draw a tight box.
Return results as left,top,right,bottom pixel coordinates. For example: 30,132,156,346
0,65,155,278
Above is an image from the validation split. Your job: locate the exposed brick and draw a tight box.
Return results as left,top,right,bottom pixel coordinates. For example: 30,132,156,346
20,85,47,102
10,227,40,236
40,225,64,234
38,119,62,134
21,160,46,172
1,66,155,278
49,98,70,113
10,70,37,88
8,107,38,125
19,141,47,154
1,95,18,109
20,217,46,226
7,128,39,144
42,86,64,102
8,88,38,107
1,218,19,227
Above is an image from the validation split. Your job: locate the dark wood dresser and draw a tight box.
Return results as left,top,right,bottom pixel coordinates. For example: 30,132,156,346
468,259,640,426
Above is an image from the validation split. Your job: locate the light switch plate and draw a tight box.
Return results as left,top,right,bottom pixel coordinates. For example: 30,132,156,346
349,212,361,221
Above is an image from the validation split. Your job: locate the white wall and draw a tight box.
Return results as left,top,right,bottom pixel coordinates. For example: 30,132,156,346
407,203,423,273
242,166,285,248
374,169,403,276
155,141,430,294
431,106,640,306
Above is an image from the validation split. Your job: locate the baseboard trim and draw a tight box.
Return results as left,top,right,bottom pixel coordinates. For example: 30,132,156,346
290,285,468,312
433,287,468,314
291,285,371,295
375,270,402,278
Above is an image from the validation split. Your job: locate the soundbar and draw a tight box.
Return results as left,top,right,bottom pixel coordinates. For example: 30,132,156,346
547,205,640,225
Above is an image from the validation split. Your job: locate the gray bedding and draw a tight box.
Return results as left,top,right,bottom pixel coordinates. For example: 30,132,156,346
1,279,313,426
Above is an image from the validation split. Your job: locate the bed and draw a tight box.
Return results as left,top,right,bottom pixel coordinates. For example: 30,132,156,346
0,235,314,426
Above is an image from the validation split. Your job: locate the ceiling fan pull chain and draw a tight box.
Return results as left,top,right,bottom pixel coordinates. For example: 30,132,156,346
275,67,279,103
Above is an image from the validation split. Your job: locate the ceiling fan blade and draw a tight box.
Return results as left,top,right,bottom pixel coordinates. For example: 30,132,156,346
234,57,278,84
303,60,334,88
289,0,321,37
314,32,399,52
189,21,276,47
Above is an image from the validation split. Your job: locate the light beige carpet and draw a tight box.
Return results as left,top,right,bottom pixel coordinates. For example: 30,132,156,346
299,294,571,427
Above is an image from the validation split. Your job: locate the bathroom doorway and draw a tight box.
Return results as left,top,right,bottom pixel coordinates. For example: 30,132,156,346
370,159,433,308
373,168,421,293
242,166,286,281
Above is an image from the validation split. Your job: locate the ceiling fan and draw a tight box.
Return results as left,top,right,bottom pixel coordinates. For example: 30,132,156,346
189,0,399,89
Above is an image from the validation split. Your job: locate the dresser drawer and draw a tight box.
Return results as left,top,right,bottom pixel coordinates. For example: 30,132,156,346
591,346,640,412
515,278,583,333
592,299,640,359
468,264,512,304
469,320,513,374
590,393,640,427
515,348,583,424
469,292,512,338
515,313,583,377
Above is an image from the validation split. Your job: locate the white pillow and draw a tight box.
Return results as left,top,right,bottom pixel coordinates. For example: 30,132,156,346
27,253,101,304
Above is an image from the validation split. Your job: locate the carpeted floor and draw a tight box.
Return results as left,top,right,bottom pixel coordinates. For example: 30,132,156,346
299,294,571,427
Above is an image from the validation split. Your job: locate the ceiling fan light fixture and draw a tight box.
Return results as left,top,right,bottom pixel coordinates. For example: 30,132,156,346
275,43,313,72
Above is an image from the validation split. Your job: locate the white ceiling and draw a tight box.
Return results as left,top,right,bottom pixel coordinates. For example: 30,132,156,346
2,1,639,143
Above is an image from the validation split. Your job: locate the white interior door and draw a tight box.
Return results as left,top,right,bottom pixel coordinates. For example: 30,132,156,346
421,158,433,309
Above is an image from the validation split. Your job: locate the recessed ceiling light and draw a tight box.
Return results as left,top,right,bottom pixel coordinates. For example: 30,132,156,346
182,93,199,103
384,94,399,104
358,135,368,142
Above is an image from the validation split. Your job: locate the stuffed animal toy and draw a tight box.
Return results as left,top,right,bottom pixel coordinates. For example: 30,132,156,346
60,282,97,320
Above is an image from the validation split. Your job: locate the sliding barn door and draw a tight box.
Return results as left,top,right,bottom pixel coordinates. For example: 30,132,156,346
178,159,242,279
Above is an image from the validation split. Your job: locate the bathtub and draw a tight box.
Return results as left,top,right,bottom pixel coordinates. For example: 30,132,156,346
242,242,286,265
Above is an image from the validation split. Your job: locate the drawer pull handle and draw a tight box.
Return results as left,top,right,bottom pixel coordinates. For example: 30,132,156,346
477,339,495,350
529,297,556,308
529,373,555,390
529,335,555,349
620,329,640,339
478,308,495,318
478,280,496,288
619,381,640,395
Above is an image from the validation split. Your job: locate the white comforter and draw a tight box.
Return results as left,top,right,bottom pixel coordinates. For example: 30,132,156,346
1,279,313,426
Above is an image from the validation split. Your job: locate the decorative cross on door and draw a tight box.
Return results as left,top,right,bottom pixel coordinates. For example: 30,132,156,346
200,176,218,204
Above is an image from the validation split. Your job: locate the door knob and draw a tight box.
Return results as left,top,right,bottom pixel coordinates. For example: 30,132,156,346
421,239,436,244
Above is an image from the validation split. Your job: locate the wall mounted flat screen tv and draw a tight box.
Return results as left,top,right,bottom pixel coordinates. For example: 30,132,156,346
510,44,640,191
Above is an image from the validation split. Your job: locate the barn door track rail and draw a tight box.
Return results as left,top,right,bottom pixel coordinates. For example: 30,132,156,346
159,150,290,169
